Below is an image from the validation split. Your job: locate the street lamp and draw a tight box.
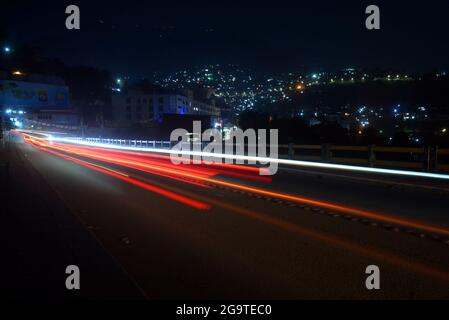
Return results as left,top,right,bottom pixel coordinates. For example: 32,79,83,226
3,46,11,54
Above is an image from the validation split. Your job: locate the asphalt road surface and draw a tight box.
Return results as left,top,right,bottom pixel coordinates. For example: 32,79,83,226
2,131,449,299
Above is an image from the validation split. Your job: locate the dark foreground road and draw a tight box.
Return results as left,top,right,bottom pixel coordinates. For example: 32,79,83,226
1,132,449,299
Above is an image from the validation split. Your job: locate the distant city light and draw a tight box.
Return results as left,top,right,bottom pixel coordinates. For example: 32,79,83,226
12,70,23,75
152,64,444,119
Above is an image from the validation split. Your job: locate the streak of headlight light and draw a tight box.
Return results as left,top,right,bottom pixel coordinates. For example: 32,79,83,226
51,138,449,181
37,138,449,236
25,136,449,282
34,145,211,210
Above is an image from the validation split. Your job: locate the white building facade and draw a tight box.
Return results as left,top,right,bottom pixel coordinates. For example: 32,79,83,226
113,89,220,125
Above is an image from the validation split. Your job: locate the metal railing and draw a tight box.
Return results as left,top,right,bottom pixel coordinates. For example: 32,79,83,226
75,137,172,149
278,144,449,172
67,137,449,172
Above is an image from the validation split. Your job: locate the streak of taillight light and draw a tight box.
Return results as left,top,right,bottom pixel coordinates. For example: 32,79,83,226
55,141,449,237
19,132,271,181
52,143,217,177
202,179,449,237
32,144,210,210
49,144,217,186
78,146,268,174
58,143,271,182
22,133,449,237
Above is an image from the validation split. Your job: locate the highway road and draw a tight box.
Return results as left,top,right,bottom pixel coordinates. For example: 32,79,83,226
2,131,449,299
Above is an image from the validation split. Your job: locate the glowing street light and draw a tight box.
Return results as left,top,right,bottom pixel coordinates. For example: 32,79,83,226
3,46,11,54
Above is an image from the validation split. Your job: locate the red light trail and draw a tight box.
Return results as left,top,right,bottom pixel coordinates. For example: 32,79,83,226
15,132,449,283
19,132,449,237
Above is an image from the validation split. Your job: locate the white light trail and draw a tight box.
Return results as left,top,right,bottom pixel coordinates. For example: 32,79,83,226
46,136,449,181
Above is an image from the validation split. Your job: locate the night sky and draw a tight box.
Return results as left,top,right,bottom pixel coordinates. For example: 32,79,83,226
1,0,449,76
